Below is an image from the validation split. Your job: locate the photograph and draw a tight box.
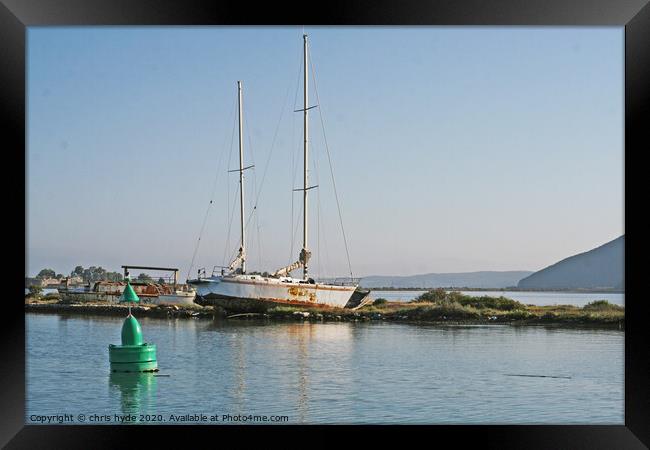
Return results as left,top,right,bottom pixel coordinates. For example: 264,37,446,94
22,25,627,427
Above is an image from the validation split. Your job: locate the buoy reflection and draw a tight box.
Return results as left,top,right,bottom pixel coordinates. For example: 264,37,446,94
109,372,158,420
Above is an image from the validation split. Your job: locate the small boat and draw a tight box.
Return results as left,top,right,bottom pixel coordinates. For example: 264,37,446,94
152,286,197,306
188,34,369,312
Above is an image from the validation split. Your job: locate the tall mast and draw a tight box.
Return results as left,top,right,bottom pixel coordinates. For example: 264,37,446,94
302,34,309,280
237,80,246,274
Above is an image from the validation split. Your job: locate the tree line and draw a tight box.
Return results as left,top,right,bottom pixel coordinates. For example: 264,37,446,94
35,266,123,283
34,266,166,284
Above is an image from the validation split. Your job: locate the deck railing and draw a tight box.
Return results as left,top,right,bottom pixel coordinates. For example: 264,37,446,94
315,277,361,287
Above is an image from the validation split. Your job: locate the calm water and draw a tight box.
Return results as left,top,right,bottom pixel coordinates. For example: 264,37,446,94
26,313,623,425
371,290,624,306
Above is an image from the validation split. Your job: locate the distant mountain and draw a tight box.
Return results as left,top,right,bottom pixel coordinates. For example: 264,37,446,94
359,271,533,289
517,236,624,290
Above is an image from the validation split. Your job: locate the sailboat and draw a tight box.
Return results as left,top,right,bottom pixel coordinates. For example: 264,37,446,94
188,35,370,311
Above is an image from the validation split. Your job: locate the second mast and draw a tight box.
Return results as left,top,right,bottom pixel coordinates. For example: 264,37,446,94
237,80,246,274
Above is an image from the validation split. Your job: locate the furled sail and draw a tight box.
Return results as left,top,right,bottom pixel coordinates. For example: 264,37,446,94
272,249,311,278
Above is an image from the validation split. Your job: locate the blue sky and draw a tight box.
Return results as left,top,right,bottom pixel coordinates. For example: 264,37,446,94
26,26,624,279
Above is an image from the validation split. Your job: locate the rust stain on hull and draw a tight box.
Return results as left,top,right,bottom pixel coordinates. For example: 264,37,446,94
221,278,355,292
202,293,341,312
287,286,304,297
287,286,317,303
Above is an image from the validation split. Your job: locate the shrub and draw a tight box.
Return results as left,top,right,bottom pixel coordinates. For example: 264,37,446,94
446,291,466,303
414,288,448,303
503,310,533,320
403,301,480,320
540,312,558,321
455,295,526,311
583,300,623,311
28,286,43,297
413,290,525,311
579,311,624,323
373,298,388,305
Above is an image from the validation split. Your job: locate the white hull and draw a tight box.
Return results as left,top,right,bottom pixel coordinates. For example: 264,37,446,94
152,291,197,306
189,274,356,309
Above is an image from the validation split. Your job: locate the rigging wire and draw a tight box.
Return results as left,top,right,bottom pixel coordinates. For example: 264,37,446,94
244,98,259,219
222,182,242,268
222,51,299,272
257,214,262,269
186,94,237,280
228,45,303,270
289,52,304,265
290,199,304,265
223,95,239,267
222,94,242,269
243,79,286,270
317,163,320,280
238,77,294,258
313,140,322,280
289,124,295,263
312,140,332,280
309,50,355,281
243,101,261,270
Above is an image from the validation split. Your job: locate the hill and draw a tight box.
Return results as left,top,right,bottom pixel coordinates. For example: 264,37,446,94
359,271,533,289
517,235,624,290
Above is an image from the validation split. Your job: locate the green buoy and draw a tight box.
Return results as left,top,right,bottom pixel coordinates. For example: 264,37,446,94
109,281,158,373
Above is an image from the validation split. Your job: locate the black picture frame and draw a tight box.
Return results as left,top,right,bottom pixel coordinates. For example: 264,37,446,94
4,1,647,448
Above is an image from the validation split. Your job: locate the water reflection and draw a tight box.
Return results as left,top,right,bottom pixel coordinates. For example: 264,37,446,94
233,332,246,414
199,320,355,423
56,315,69,337
286,323,312,422
109,372,157,419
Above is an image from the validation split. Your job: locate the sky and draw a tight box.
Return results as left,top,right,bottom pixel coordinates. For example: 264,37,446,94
26,26,624,279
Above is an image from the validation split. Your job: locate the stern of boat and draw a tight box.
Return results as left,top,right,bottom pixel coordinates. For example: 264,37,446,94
344,287,372,309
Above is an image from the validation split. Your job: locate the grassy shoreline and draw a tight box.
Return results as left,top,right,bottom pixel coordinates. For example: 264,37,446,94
25,290,624,329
